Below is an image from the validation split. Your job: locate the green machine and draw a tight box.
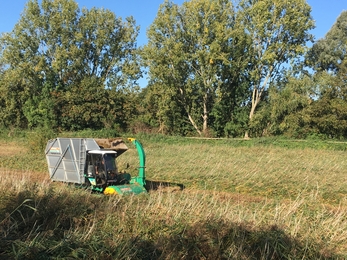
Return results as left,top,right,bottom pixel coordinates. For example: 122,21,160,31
45,137,147,195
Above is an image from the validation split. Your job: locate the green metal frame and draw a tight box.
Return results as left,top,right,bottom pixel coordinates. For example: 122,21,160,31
128,138,146,187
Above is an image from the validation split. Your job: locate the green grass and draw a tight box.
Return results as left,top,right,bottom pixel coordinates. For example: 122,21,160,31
1,130,347,259
127,135,347,205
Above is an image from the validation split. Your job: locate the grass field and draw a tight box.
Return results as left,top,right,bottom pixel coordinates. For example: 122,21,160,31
1,133,347,259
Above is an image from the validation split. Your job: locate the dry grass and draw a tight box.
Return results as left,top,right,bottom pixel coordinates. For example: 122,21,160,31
0,141,26,156
1,137,347,258
1,171,345,258
135,143,347,205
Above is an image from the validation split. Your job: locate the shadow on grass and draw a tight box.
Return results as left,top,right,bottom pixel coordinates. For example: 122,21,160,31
0,187,340,260
132,220,338,260
145,180,185,191
0,187,101,258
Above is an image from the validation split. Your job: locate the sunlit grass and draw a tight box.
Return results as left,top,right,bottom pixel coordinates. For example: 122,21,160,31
1,134,347,258
1,170,346,258
128,141,347,205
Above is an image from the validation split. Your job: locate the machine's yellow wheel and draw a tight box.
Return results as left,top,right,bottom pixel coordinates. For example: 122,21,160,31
104,187,118,195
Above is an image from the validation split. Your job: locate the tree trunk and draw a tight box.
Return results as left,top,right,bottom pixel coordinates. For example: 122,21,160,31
244,67,273,139
188,113,202,136
244,88,260,139
202,94,208,136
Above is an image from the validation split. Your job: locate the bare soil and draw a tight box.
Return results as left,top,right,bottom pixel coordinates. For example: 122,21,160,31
0,141,25,156
0,141,48,182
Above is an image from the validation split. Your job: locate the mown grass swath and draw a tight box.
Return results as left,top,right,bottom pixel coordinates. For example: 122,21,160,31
0,130,347,259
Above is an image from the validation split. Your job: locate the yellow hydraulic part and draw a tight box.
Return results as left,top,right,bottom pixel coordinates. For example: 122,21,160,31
127,137,136,142
104,186,118,195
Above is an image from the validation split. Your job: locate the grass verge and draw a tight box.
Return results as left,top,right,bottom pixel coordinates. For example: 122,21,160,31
1,131,347,258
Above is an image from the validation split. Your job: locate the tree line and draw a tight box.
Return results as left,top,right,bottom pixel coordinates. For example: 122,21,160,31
1,0,346,139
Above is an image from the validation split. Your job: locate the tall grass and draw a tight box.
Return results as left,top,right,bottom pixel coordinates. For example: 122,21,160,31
130,139,347,205
1,170,346,259
1,132,347,258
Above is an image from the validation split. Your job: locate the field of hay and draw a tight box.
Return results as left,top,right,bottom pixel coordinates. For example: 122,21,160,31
1,135,347,259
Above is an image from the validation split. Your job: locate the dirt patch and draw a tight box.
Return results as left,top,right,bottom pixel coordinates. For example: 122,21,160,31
0,141,28,156
0,141,46,181
0,168,49,183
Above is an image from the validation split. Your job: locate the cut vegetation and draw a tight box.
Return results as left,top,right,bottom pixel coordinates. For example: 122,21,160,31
1,132,347,259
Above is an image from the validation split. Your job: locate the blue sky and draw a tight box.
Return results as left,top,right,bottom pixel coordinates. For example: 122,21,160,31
0,0,186,46
1,0,346,45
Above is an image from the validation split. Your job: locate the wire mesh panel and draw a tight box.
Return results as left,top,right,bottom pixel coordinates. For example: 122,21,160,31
45,138,100,184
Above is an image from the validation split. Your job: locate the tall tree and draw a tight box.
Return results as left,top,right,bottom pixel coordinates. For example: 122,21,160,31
0,0,141,130
141,0,247,136
237,0,315,138
250,74,314,137
307,10,347,74
304,11,347,138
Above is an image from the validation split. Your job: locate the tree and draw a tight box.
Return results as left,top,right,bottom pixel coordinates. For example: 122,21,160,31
138,81,195,135
141,0,248,136
304,11,347,138
141,0,315,137
0,0,141,130
250,74,313,137
237,0,315,138
307,83,347,139
307,10,347,74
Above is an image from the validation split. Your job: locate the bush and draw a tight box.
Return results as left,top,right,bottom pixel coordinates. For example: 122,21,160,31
27,127,57,154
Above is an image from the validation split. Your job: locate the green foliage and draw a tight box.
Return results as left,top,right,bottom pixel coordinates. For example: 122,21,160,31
59,128,120,138
237,0,315,137
27,127,57,154
141,0,248,136
140,0,315,138
0,127,27,139
307,10,347,73
0,0,141,131
302,11,347,139
250,74,314,138
222,107,249,138
138,83,197,136
0,0,346,139
307,89,347,139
